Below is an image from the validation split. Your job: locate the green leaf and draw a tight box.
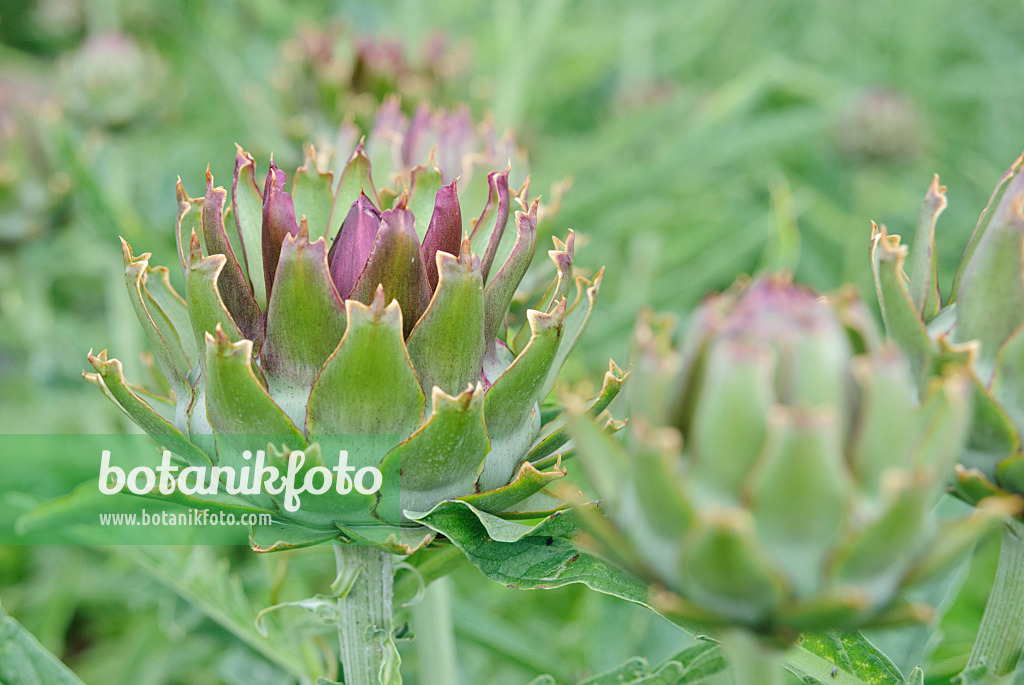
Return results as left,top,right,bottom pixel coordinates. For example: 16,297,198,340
114,546,317,680
306,289,425,441
689,336,772,497
579,657,647,684
176,179,204,276
848,349,920,495
408,158,444,243
203,171,262,343
950,152,1024,303
261,226,347,428
121,239,194,429
480,301,565,491
907,175,946,320
292,146,337,243
527,361,628,464
84,351,212,467
378,384,489,520
185,231,246,351
993,325,1024,434
337,142,378,210
232,146,267,309
0,601,87,685
249,519,342,553
457,460,565,515
952,180,1024,375
482,199,539,343
799,632,906,685
410,499,650,602
205,329,305,442
538,269,604,402
870,226,933,386
532,642,729,685
748,407,846,599
204,328,306,506
681,512,787,625
673,642,730,683
406,245,486,397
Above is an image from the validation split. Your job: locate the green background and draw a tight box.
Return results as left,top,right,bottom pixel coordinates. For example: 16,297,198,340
1,0,1021,682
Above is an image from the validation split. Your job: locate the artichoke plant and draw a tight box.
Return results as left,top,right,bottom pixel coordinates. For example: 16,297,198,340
569,275,1002,681
871,155,1024,676
86,133,613,548
86,110,618,683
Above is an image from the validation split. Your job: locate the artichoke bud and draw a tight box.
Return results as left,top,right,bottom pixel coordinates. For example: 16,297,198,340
572,274,998,639
89,104,619,553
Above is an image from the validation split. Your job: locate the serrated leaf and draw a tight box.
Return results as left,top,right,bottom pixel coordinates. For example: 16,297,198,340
378,384,489,520
410,499,649,601
799,632,905,685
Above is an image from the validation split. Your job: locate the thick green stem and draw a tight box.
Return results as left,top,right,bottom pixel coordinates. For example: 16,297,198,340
720,630,785,685
965,517,1024,676
411,577,460,685
334,543,401,685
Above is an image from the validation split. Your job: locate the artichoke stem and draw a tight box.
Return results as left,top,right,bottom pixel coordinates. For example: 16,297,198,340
334,543,401,685
720,630,785,685
411,577,460,685
966,517,1024,676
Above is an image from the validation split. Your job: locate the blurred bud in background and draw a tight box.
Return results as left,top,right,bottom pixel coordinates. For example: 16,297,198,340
835,87,924,164
59,32,165,129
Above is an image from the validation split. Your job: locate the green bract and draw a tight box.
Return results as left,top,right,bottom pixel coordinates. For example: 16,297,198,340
569,275,1000,640
871,155,1024,508
86,115,619,554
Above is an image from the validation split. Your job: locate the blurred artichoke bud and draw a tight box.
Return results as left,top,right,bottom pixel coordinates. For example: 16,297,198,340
86,105,617,553
0,76,70,245
570,275,1001,640
275,21,470,143
334,96,529,210
835,88,923,163
872,154,1024,507
59,33,163,128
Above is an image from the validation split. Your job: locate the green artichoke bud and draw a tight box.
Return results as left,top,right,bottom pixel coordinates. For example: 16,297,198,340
834,88,923,164
275,22,468,140
59,33,163,128
569,274,1001,640
86,118,617,553
871,154,1024,508
0,76,71,245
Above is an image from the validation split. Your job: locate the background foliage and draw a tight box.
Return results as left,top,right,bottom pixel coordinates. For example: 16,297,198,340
1,0,1022,682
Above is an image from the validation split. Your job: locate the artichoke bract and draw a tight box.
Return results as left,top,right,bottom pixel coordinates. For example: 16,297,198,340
871,155,1024,507
569,275,999,640
85,123,617,553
